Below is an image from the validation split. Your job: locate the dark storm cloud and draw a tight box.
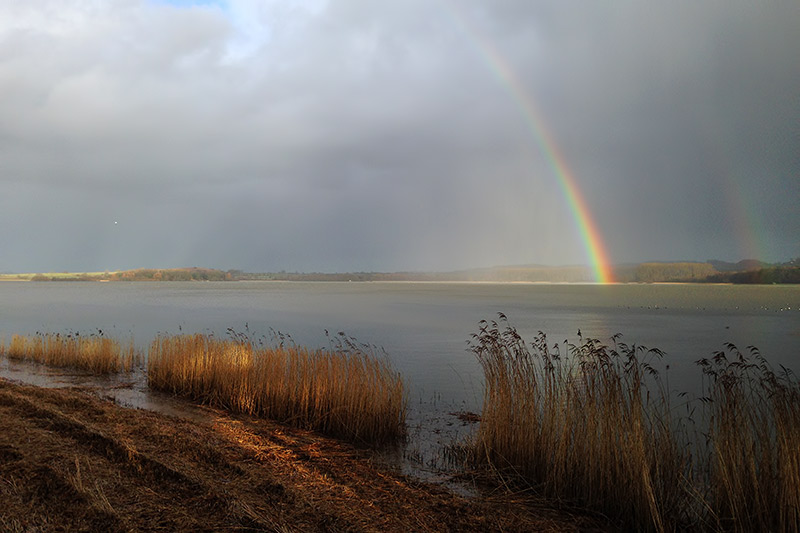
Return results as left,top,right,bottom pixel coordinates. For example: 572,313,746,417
0,1,798,272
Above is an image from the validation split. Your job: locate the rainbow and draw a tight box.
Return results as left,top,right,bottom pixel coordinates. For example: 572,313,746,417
700,135,766,262
444,4,615,283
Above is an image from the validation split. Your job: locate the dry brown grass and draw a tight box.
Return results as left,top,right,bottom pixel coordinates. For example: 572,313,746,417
698,346,800,532
147,332,406,446
0,379,604,532
1,332,140,374
468,315,800,532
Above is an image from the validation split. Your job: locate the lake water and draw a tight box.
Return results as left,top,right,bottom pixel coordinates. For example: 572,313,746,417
1,281,799,476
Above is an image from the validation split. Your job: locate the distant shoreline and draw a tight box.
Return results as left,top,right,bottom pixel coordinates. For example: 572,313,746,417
6,277,798,287
1,261,798,284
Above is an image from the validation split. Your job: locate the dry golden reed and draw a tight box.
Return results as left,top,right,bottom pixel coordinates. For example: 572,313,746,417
1,332,140,374
697,346,800,532
147,332,406,446
469,315,800,532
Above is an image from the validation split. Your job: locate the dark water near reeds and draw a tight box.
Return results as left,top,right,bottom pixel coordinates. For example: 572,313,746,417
2,281,799,477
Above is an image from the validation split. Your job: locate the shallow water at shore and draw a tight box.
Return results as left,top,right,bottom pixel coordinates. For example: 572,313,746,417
0,357,215,422
0,355,476,487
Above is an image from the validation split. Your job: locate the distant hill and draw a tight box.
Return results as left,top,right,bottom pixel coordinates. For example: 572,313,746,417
451,260,798,284
706,266,800,284
707,259,772,272
614,262,717,283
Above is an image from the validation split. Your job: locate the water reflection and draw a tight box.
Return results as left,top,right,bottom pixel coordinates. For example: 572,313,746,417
0,356,215,423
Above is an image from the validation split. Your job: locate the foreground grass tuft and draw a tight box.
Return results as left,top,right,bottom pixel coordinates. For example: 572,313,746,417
1,332,141,374
468,315,800,532
147,332,406,446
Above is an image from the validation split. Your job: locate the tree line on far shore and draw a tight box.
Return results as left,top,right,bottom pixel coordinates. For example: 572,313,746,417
15,259,800,284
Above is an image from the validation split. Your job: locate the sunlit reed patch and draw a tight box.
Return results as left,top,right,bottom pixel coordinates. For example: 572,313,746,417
146,331,406,447
1,332,141,374
467,314,800,532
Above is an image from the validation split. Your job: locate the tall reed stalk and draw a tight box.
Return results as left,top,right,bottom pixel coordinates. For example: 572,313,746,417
698,346,800,532
147,332,406,446
1,332,140,374
469,315,800,532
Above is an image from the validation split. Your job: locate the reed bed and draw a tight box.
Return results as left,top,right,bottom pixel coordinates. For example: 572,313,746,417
147,332,406,446
698,346,800,532
1,332,140,374
468,315,800,532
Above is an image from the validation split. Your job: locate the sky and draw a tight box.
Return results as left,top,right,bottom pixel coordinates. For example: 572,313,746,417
1,0,798,273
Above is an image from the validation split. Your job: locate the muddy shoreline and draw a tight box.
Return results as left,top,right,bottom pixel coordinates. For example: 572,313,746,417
0,378,604,532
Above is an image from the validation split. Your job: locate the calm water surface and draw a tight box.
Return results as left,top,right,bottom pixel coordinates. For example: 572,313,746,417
1,281,799,475
2,281,799,403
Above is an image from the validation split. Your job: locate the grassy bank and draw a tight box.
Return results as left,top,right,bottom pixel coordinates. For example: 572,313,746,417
468,316,800,531
147,332,406,446
1,332,140,373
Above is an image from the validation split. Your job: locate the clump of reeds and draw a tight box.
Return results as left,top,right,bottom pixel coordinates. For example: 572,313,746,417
467,314,800,532
697,345,800,532
1,332,141,374
468,315,687,531
147,331,406,446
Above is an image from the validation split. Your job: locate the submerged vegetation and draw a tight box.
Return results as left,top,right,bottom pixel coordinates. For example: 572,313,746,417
147,331,406,446
467,315,800,531
0,332,140,373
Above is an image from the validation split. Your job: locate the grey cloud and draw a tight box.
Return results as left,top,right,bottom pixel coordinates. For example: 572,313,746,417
0,1,798,272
